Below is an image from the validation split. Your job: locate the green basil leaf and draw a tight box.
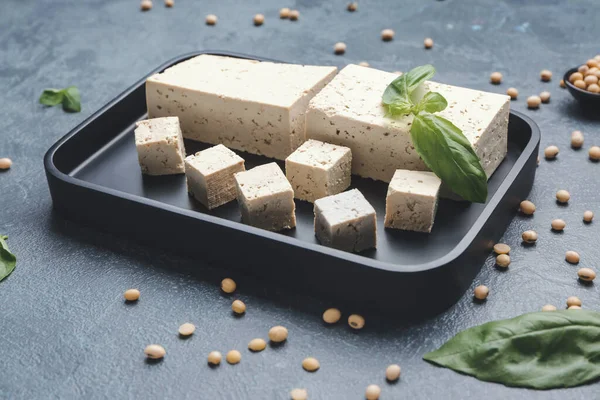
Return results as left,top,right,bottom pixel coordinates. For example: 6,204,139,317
386,100,413,116
382,74,410,106
423,310,600,390
62,86,81,113
411,113,487,203
0,235,16,282
417,92,447,113
39,89,64,106
403,64,435,92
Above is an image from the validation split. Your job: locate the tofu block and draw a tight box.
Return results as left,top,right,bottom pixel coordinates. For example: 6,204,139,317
185,144,245,210
285,139,352,203
134,116,186,175
313,189,377,253
234,162,296,231
146,55,338,160
384,170,442,233
306,64,509,183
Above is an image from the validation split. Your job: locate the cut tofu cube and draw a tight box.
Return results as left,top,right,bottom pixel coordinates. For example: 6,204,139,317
313,189,377,252
384,169,441,233
134,116,186,175
146,54,338,160
234,162,296,231
185,144,245,210
285,139,352,203
306,64,509,184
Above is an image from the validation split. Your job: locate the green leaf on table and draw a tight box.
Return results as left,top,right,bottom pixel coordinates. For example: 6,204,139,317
39,89,64,106
423,310,600,390
402,64,435,92
62,86,81,112
39,86,81,113
416,92,448,113
0,235,17,282
411,113,487,203
382,73,411,108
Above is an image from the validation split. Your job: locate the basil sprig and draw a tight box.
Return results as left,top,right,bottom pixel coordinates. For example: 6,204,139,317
424,310,600,389
0,235,17,282
382,65,487,203
39,86,81,113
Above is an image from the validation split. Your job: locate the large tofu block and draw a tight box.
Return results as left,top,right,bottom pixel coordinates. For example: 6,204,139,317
384,170,441,233
306,64,509,183
185,144,245,210
146,55,338,160
314,189,377,253
285,139,352,203
234,163,296,231
134,116,186,175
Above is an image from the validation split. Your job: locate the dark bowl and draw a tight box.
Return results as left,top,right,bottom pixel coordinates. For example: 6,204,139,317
563,67,600,105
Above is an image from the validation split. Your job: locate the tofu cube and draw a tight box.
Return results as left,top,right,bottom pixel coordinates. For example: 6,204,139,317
384,169,442,233
234,163,296,231
285,139,352,203
185,144,245,210
147,54,338,160
313,189,377,253
306,64,509,187
134,116,186,175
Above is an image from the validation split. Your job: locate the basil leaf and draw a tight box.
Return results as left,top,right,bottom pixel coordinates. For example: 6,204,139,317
386,100,413,116
403,64,435,92
382,74,411,106
0,235,16,282
417,92,447,113
411,113,487,203
62,86,81,113
423,310,600,390
39,89,64,106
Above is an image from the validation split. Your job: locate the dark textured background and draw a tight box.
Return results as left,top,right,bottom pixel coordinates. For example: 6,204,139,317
1,0,599,399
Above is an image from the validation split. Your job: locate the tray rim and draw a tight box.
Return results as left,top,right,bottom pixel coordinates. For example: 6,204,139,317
43,50,541,274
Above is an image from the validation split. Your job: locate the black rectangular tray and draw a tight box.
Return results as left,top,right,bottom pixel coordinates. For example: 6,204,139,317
44,51,540,316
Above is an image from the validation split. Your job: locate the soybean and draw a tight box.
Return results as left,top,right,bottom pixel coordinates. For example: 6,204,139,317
569,72,583,83
232,299,246,314
221,278,236,293
527,95,541,109
322,308,342,324
490,72,502,84
540,69,552,81
248,338,267,352
347,2,358,11
493,243,510,254
474,285,489,300
269,325,288,342
124,288,140,301
551,219,566,231
519,200,536,215
207,351,222,365
496,254,510,268
359,61,370,67
178,322,195,336
522,230,538,243
334,42,347,55
578,268,596,282
542,304,557,312
302,357,320,372
226,350,241,364
0,158,12,170
140,0,152,11
544,145,559,159
289,10,300,20
365,385,381,400
348,314,365,329
144,344,165,359
279,8,290,18
164,0,174,7
583,210,594,222
507,87,518,99
290,388,308,400
556,190,570,203
565,251,580,264
539,91,551,103
385,364,401,381
566,296,582,307
571,130,584,148
424,38,434,49
381,29,395,41
589,146,600,161
206,14,218,25
568,305,582,310
253,14,264,26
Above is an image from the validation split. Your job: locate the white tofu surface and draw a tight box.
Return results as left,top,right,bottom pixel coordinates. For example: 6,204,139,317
146,55,338,160
234,162,296,231
314,189,377,252
185,144,245,210
134,116,186,175
306,64,509,184
384,169,441,233
285,139,352,203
